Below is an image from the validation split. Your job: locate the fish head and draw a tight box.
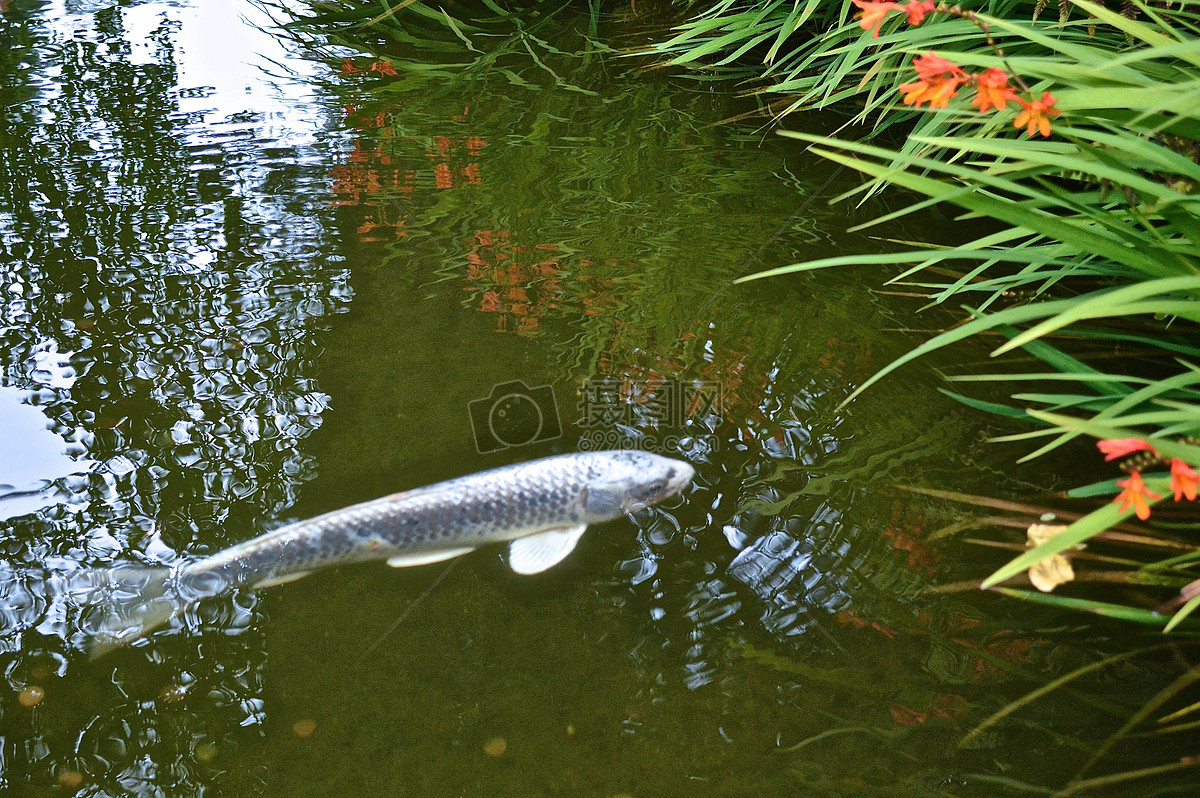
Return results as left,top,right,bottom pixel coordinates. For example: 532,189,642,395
582,451,695,520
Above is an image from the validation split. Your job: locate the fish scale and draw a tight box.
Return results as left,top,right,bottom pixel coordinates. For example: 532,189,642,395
118,451,694,631
92,451,693,654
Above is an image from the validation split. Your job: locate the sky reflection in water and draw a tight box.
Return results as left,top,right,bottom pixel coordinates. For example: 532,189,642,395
0,1,1173,796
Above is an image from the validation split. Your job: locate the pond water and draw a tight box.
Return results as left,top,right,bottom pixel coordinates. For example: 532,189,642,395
0,1,1192,796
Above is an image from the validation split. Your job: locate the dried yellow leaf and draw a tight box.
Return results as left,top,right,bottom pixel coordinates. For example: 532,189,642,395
1029,554,1075,592
1024,523,1081,592
1026,523,1068,547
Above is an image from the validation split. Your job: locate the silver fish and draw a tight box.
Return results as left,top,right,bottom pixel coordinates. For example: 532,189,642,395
91,450,693,651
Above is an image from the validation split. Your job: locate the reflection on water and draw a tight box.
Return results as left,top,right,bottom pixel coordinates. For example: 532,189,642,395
0,385,95,521
1,0,349,791
0,1,1189,796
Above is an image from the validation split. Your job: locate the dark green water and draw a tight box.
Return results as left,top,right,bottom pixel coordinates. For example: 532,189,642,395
1,1,1193,796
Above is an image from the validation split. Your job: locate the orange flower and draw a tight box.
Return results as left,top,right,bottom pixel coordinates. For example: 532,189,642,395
339,58,360,75
902,0,937,25
852,0,901,38
1115,471,1160,521
1014,92,1060,137
434,163,452,189
1170,459,1199,502
912,52,964,81
972,69,1017,113
1097,438,1157,461
899,76,962,108
369,59,398,77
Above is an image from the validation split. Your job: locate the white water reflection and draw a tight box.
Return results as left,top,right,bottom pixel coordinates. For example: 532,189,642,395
0,385,94,521
0,1,350,789
123,0,324,145
31,0,325,140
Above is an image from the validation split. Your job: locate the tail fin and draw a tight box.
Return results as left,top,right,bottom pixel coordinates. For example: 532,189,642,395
78,566,183,658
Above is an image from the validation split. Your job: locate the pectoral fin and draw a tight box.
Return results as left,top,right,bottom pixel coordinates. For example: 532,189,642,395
386,548,474,568
253,571,312,589
508,525,588,575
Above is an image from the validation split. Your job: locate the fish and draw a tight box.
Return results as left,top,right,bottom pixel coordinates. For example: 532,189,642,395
89,450,694,652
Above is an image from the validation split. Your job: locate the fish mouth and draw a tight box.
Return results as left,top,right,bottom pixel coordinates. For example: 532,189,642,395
622,460,696,514
668,461,696,494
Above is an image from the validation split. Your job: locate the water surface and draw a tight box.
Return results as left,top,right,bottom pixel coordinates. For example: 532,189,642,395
0,1,1189,796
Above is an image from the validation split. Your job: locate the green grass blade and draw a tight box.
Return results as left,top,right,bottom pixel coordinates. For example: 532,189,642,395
981,499,1160,589
991,587,1173,625
1163,595,1200,633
